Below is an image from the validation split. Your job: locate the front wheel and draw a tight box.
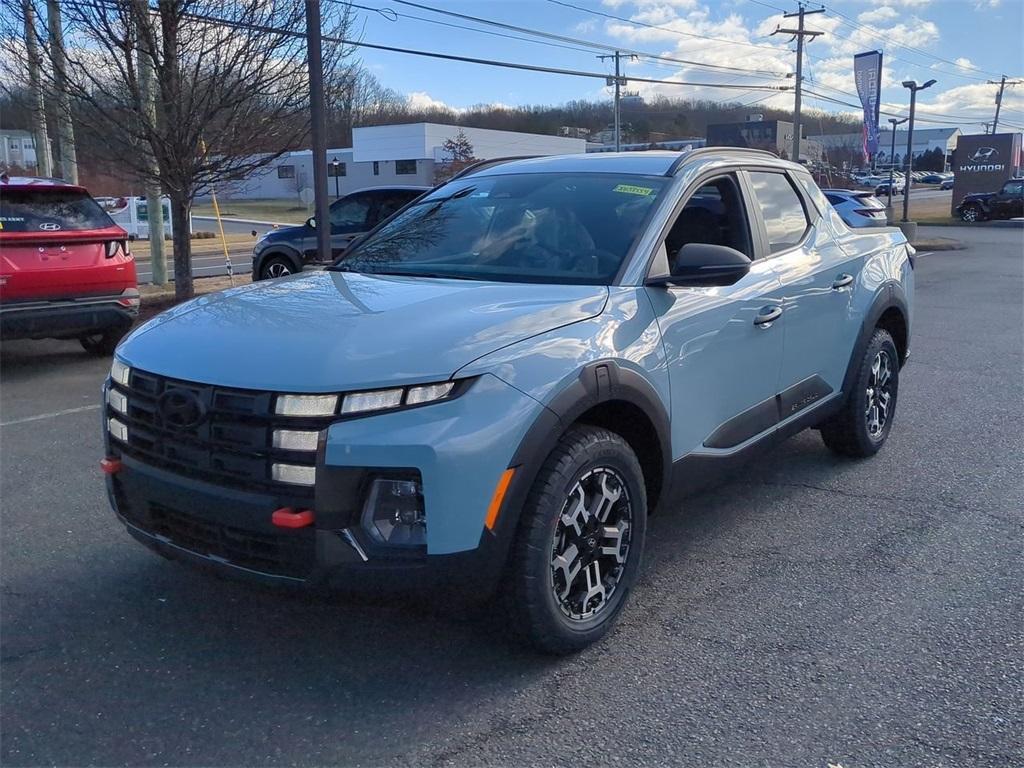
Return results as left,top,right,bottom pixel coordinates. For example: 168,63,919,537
820,328,899,457
259,255,297,280
960,204,982,223
501,425,647,654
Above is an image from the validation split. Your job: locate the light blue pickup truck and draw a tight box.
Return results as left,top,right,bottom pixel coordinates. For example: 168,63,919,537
102,149,914,653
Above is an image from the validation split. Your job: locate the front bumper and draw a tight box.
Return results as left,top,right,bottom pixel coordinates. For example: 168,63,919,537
1,293,137,340
104,373,549,596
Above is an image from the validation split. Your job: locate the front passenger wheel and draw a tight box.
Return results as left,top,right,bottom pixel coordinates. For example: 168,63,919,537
259,255,296,280
501,425,647,654
820,328,899,457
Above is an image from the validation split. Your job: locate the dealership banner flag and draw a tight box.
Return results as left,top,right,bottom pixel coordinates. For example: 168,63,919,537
854,51,883,160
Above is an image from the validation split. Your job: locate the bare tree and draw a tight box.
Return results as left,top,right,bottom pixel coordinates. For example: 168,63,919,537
2,0,355,300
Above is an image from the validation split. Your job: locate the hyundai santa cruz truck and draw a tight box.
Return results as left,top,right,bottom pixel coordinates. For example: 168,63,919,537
101,149,914,653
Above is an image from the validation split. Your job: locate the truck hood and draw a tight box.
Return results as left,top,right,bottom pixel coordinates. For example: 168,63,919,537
118,271,607,391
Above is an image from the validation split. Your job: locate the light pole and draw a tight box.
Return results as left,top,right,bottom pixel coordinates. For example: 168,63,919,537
331,157,340,199
900,79,936,224
887,116,908,211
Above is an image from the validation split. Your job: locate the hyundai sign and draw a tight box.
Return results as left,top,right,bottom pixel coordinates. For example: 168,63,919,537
854,51,883,161
950,133,1023,214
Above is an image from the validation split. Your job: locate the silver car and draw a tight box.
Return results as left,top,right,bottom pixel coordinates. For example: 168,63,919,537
823,189,889,228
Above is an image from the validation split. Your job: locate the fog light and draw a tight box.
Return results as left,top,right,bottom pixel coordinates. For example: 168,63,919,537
361,477,425,547
108,417,128,442
106,388,127,415
271,462,316,486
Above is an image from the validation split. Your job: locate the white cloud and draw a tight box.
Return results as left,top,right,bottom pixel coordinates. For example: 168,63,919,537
857,6,899,24
406,91,459,113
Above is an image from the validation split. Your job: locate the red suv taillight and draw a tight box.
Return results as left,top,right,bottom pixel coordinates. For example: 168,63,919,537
105,240,130,258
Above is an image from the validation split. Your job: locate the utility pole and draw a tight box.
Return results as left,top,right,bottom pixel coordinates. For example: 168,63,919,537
305,0,331,264
134,0,166,284
22,0,52,177
598,51,634,152
773,3,824,164
46,0,78,184
988,75,1022,134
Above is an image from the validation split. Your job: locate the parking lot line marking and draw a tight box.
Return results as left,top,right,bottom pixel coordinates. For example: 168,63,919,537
0,404,101,427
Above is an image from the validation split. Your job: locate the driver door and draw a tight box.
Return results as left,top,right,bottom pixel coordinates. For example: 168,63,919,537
646,173,785,458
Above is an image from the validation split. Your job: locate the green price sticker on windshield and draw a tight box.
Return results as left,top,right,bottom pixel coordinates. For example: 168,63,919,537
613,184,654,196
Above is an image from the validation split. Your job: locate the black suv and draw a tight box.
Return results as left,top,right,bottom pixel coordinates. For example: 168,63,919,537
252,186,428,280
955,178,1024,222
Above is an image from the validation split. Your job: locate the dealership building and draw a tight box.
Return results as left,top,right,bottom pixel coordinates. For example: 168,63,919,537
224,123,587,200
810,127,961,166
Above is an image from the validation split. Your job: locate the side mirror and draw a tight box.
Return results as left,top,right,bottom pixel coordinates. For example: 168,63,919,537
648,243,751,288
306,216,316,229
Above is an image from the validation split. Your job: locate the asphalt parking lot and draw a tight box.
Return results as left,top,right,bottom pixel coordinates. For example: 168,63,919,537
1,225,1021,767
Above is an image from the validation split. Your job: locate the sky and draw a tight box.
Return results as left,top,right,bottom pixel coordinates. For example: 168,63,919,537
350,0,1024,134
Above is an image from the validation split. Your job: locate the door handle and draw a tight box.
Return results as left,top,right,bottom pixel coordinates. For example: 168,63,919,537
832,274,854,289
754,306,783,327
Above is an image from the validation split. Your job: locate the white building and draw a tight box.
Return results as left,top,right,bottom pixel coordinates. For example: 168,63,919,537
810,127,961,165
0,130,39,171
224,123,586,201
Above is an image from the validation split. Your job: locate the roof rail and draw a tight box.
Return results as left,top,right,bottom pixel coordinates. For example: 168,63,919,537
664,146,784,176
449,155,539,181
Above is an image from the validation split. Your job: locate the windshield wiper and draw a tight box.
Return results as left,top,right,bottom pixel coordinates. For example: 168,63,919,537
420,185,476,217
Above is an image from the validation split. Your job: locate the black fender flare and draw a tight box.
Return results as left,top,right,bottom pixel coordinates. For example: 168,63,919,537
840,283,909,398
254,246,303,278
487,362,672,557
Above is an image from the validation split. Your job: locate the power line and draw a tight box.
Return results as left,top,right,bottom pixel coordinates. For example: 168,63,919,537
546,0,790,55
367,0,791,78
144,4,791,94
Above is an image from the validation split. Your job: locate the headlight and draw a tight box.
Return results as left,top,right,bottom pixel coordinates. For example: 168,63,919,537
273,381,459,418
274,394,338,416
271,463,316,486
272,429,320,451
106,388,128,415
108,417,128,442
110,358,130,386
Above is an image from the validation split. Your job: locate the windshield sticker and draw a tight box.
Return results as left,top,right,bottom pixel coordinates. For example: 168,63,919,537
613,184,654,196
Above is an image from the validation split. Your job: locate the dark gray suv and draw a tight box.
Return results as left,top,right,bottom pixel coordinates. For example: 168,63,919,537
252,186,428,280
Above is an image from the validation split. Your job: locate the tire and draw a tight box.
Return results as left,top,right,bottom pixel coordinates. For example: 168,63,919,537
79,327,127,356
259,255,297,280
501,425,647,654
960,204,982,223
820,328,899,458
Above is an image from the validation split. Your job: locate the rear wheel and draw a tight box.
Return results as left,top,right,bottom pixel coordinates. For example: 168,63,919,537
501,425,647,654
80,327,127,356
259,255,297,280
820,328,899,457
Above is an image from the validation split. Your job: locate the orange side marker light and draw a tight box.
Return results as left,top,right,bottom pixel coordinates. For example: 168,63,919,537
485,468,516,531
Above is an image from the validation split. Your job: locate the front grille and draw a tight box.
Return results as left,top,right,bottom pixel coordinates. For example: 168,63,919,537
143,502,315,579
110,368,333,496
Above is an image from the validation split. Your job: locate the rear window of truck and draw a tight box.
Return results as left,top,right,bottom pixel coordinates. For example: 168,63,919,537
0,189,115,232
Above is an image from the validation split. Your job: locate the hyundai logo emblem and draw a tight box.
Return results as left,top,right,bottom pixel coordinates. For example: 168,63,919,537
157,388,206,430
969,147,998,163
39,222,61,231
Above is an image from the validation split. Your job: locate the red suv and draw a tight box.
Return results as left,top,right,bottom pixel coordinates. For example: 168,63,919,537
0,175,139,355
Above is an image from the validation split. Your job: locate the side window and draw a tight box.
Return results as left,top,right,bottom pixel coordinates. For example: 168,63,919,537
747,171,810,254
374,191,415,222
662,175,752,263
1002,180,1023,195
277,165,295,179
329,194,372,229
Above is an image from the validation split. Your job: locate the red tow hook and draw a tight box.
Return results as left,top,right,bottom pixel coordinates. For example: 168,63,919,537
272,507,316,528
100,458,122,475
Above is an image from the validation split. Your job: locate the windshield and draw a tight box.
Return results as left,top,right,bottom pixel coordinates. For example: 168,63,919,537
332,172,669,284
0,189,115,232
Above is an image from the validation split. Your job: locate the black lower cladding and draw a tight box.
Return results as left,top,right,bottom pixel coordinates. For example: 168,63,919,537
0,301,133,340
108,456,504,597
